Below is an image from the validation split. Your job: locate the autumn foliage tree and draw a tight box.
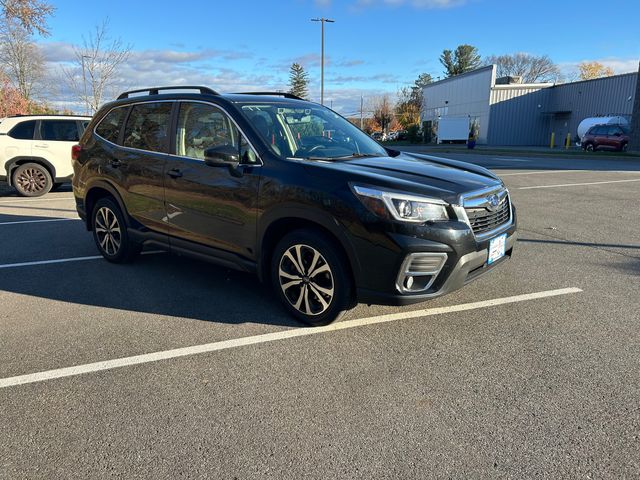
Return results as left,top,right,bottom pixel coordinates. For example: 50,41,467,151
371,95,393,134
0,71,29,116
578,61,614,80
0,0,54,35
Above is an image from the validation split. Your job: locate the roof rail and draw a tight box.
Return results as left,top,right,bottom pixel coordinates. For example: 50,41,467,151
234,91,304,100
8,113,90,118
117,86,219,100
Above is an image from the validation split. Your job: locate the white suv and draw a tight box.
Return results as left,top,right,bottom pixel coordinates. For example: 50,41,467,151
0,115,91,196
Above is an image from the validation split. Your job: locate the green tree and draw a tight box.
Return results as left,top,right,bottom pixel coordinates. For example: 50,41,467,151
288,62,309,100
440,44,481,77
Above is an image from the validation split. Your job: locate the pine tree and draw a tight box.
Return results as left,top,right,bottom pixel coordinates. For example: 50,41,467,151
288,63,309,100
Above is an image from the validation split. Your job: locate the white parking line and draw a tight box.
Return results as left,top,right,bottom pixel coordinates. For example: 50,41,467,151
0,287,582,389
500,169,589,176
0,196,74,204
519,178,640,190
0,251,162,269
0,218,79,226
500,169,637,177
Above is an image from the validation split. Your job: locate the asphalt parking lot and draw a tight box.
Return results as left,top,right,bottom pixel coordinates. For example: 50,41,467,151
1,153,639,478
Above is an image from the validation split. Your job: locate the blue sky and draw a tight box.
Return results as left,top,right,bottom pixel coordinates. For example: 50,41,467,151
40,0,640,114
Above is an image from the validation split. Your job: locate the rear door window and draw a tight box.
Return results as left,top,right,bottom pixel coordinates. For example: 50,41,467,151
40,120,80,141
95,107,127,144
8,120,36,139
123,102,173,153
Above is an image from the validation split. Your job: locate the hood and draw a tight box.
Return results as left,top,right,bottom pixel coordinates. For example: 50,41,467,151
310,152,501,204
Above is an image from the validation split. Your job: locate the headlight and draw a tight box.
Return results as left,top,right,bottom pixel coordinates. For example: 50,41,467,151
352,185,449,223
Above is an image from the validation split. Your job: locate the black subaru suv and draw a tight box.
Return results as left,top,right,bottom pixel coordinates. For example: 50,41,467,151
72,86,516,325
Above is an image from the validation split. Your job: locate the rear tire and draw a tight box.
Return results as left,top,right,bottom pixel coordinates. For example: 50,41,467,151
12,163,52,197
91,197,141,263
621,142,628,152
271,229,353,326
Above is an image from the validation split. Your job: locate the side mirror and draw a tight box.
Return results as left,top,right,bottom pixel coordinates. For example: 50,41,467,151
614,132,622,137
204,145,240,168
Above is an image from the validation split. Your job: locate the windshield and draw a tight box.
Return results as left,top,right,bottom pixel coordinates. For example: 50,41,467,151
238,102,388,160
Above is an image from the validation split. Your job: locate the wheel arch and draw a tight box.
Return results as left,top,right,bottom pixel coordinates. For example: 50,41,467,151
5,157,56,186
257,208,361,291
84,180,130,231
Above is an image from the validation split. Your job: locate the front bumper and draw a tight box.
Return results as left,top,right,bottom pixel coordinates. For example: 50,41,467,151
357,230,516,306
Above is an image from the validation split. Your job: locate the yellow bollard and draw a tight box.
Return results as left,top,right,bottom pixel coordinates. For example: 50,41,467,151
565,133,571,149
550,132,555,149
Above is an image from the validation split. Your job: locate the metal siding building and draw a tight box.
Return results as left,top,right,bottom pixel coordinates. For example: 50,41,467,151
546,72,637,145
420,66,494,144
422,66,638,146
488,85,551,145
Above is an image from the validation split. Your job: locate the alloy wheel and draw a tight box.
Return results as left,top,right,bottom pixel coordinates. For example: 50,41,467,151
95,206,122,256
278,244,335,316
16,167,47,194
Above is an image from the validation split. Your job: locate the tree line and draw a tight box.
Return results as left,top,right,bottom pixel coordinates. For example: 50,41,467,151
367,44,618,141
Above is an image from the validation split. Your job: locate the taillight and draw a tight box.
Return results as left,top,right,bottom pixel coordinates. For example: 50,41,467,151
71,144,82,161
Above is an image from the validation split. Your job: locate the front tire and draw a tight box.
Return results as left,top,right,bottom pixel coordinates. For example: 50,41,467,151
91,197,141,263
584,143,595,152
12,163,52,197
271,229,353,326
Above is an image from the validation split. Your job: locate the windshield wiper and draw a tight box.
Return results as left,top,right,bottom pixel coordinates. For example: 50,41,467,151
329,153,382,160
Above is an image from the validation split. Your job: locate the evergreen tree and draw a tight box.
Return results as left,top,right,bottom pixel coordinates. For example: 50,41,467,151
288,63,309,100
440,45,481,77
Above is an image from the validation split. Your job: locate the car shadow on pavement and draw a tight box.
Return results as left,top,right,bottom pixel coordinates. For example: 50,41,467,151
0,212,299,327
0,253,300,327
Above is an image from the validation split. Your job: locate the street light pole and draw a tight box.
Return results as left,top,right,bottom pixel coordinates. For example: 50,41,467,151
81,55,90,115
311,17,334,106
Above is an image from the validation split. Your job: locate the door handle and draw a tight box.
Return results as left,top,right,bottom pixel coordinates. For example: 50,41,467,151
167,168,183,178
110,159,122,168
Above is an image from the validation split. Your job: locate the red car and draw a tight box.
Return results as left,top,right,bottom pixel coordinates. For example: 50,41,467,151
582,124,630,152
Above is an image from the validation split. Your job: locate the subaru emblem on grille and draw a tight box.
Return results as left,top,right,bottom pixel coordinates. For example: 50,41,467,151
486,194,500,212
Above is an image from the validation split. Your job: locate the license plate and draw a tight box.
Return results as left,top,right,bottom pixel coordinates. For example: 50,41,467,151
487,233,507,265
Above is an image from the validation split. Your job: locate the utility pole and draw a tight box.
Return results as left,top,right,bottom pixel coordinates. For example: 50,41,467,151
311,17,335,106
360,95,364,129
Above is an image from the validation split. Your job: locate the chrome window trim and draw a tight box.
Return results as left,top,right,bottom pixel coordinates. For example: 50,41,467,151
92,99,263,167
455,184,513,241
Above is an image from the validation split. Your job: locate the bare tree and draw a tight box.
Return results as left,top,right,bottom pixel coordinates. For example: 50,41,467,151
0,0,54,36
371,95,393,134
485,53,561,83
64,20,131,114
0,17,45,99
